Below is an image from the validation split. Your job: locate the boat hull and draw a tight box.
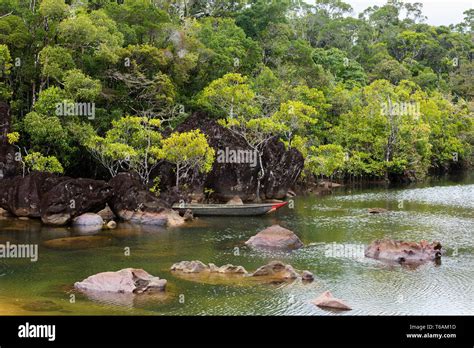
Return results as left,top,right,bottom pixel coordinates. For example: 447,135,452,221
172,202,288,217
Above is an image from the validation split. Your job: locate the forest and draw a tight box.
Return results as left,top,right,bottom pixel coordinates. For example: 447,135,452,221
0,0,473,189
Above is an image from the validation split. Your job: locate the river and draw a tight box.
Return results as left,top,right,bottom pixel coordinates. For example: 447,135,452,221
0,172,472,315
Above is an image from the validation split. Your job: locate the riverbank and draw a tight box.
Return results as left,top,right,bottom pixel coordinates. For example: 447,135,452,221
0,174,472,315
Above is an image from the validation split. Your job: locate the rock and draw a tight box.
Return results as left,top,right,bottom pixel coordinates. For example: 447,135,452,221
106,220,117,229
108,173,184,227
159,112,304,201
118,209,185,227
0,172,66,218
170,260,208,273
73,213,104,226
250,261,300,280
245,225,304,250
368,208,388,214
312,291,351,310
43,236,113,250
301,270,315,282
226,196,244,205
97,205,115,221
0,207,11,217
75,268,166,294
18,217,29,221
183,209,193,222
208,263,248,274
286,189,296,198
40,178,113,226
365,239,442,264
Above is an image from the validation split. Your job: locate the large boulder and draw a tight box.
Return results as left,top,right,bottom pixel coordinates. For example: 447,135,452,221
159,112,304,202
108,173,184,227
365,239,442,264
75,268,166,294
245,225,304,250
40,178,112,225
0,173,66,218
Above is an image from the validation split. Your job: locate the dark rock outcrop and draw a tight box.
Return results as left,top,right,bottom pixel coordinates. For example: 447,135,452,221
0,172,66,218
108,172,184,227
365,239,442,264
245,225,304,250
40,178,112,225
159,112,304,202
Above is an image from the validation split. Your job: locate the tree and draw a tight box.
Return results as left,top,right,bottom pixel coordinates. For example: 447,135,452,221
159,130,215,188
80,116,163,185
272,100,317,147
39,46,75,83
196,73,259,119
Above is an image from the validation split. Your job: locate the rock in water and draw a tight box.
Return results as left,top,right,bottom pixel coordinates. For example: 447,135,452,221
170,260,208,273
75,268,166,294
106,220,117,229
250,261,300,280
208,263,248,274
43,236,113,250
312,291,352,310
365,239,442,264
108,173,185,227
245,225,304,250
73,213,104,226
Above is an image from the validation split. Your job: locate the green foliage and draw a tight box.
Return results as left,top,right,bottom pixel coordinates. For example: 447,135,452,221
159,130,215,187
39,46,75,82
24,152,64,174
63,69,101,101
1,0,472,183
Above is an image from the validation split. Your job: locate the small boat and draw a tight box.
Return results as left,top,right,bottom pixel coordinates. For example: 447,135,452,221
172,202,288,217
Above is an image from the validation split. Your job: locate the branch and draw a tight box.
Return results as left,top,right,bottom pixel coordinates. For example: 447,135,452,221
0,12,13,19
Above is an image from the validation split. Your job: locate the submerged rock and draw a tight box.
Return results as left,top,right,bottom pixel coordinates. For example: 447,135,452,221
42,236,113,250
245,225,304,250
21,300,62,312
365,239,442,264
368,208,388,214
171,260,312,284
75,268,166,294
208,263,248,274
312,291,352,311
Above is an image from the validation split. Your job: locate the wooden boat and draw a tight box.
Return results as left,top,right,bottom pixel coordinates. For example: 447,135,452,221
172,202,288,217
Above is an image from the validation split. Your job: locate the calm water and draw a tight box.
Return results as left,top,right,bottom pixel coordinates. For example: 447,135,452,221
0,173,473,316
